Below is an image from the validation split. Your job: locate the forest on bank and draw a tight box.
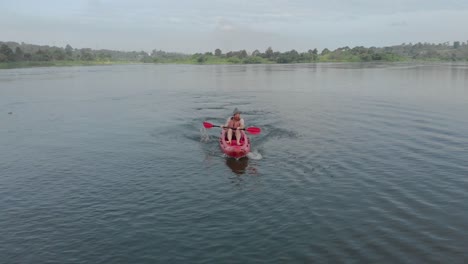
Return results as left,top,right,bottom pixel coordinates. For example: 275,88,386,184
1,40,468,68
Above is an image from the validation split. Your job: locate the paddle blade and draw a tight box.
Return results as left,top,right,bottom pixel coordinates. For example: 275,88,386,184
203,121,214,129
246,127,261,134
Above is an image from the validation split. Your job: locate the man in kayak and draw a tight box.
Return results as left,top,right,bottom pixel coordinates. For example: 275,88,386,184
220,109,245,145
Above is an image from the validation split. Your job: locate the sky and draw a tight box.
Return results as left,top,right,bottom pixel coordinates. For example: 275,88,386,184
1,0,468,53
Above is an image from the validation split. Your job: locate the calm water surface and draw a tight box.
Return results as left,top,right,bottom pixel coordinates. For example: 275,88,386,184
1,63,468,263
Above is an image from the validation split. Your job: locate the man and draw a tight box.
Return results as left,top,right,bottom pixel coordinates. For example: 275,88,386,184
221,109,245,145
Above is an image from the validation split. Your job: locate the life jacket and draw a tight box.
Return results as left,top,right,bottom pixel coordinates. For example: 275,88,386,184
228,116,242,128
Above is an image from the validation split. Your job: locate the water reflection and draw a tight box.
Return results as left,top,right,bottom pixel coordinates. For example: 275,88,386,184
225,157,248,175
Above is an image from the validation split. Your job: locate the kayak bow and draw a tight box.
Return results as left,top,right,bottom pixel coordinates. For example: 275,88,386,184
219,129,250,159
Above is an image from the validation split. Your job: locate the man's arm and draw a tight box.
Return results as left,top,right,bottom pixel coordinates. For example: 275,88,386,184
221,117,230,128
239,118,245,129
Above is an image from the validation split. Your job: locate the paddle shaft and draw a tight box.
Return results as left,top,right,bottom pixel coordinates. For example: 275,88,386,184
203,121,261,134
215,125,245,130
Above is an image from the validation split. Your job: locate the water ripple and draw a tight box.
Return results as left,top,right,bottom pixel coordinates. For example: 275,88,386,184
1,63,468,263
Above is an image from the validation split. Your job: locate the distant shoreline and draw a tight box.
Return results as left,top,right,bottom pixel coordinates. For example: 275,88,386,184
0,60,143,69
3,59,468,70
2,40,468,70
0,60,385,70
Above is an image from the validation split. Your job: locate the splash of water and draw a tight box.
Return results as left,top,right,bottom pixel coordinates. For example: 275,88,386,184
200,127,211,143
247,150,263,160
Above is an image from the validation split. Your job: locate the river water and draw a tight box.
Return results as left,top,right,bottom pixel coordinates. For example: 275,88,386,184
1,63,467,263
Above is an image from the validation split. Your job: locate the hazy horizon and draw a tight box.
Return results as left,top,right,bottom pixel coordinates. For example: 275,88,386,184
2,0,468,53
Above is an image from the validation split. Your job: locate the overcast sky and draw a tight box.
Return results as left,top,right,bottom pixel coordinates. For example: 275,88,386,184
2,0,468,53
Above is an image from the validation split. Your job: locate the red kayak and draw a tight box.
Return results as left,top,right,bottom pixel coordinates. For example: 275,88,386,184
203,121,260,159
219,129,251,159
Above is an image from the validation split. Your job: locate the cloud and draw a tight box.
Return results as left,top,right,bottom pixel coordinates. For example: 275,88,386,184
390,21,408,27
215,18,237,32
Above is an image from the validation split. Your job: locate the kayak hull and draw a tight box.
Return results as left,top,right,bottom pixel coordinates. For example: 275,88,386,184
219,129,251,159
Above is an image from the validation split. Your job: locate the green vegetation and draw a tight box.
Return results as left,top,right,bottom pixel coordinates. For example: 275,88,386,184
0,42,147,69
0,60,135,69
1,40,468,69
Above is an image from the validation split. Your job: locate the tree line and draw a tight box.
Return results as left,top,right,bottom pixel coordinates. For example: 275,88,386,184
0,42,148,63
1,40,468,65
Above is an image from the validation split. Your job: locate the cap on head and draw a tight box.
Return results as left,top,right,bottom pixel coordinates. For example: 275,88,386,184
233,108,241,115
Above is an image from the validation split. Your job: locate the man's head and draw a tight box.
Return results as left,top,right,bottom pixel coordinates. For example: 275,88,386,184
233,108,241,120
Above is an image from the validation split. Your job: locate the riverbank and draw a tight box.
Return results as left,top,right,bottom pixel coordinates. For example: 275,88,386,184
0,60,139,69
0,59,263,69
2,58,467,70
2,40,467,70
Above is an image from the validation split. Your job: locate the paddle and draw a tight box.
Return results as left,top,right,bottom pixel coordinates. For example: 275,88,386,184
203,121,261,135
